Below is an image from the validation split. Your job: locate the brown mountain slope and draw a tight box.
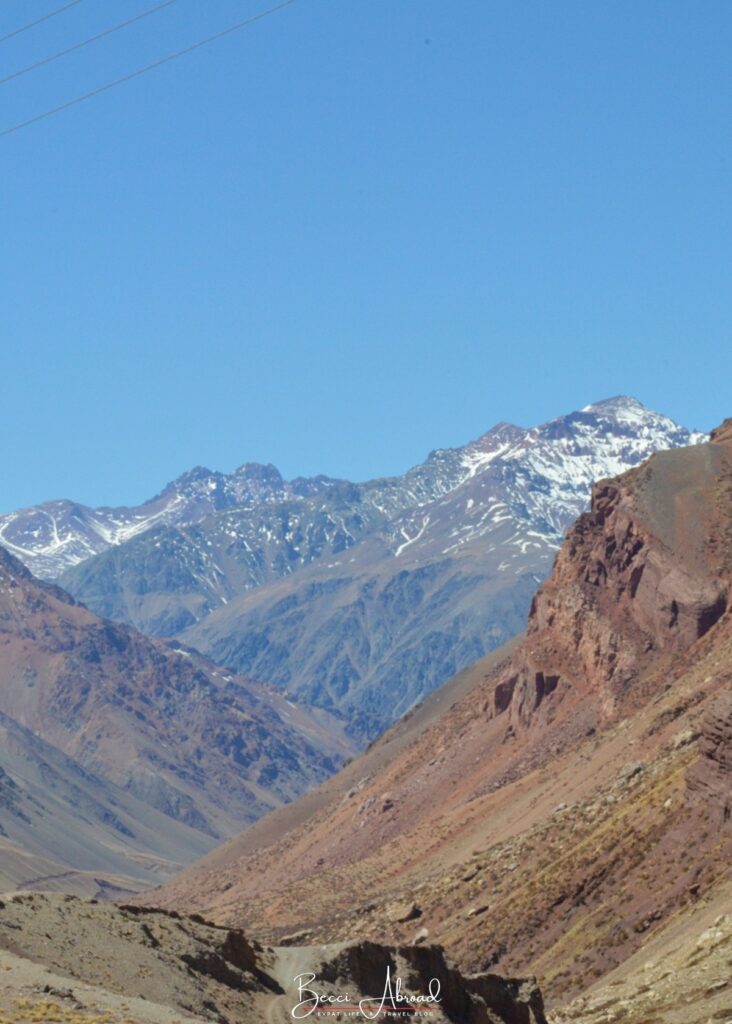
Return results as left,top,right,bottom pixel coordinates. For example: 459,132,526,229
0,544,353,881
144,421,732,1018
0,707,214,896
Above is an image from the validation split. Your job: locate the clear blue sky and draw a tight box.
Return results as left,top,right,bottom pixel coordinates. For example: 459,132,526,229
2,0,730,511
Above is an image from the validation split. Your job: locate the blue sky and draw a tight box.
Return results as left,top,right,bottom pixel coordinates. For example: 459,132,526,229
2,0,730,510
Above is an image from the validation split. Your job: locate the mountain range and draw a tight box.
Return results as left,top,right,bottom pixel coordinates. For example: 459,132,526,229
0,463,345,581
0,397,705,744
143,416,732,1024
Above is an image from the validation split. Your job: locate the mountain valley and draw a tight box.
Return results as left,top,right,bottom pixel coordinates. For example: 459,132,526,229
138,418,732,1023
0,405,727,1024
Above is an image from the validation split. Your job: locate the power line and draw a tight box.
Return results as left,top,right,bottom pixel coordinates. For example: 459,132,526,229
0,0,83,46
0,0,297,139
1,0,181,86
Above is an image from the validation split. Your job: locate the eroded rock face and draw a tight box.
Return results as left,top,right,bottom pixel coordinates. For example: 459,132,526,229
686,693,732,820
312,940,546,1024
491,434,731,727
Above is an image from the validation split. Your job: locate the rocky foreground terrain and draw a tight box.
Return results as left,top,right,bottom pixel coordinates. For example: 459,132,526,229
0,893,546,1024
139,420,732,1023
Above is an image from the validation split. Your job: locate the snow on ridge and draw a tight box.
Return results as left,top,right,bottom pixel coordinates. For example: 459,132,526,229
0,398,704,581
457,398,702,493
382,399,704,565
460,442,514,479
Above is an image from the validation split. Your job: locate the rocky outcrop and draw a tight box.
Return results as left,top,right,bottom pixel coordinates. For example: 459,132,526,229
318,940,546,1023
491,433,731,727
0,894,546,1024
0,893,280,1021
710,417,732,444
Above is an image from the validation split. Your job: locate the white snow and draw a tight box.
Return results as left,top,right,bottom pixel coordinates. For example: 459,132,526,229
394,516,431,557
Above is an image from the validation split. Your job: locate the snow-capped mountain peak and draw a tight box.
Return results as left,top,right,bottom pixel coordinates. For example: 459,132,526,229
0,399,704,584
376,397,705,568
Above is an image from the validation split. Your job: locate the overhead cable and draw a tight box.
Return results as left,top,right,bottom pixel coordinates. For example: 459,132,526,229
0,0,297,139
0,0,83,46
1,0,181,87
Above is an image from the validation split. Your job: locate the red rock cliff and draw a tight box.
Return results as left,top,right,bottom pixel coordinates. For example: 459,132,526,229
493,427,731,726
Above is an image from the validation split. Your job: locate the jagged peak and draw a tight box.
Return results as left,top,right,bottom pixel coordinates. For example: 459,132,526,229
232,462,284,481
581,395,648,415
575,395,702,436
482,420,526,440
172,465,218,485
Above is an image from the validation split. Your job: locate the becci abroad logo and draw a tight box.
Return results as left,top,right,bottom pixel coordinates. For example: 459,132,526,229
291,965,442,1019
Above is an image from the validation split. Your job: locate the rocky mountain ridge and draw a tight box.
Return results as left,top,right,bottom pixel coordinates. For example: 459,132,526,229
489,437,729,730
0,463,345,580
58,398,705,742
